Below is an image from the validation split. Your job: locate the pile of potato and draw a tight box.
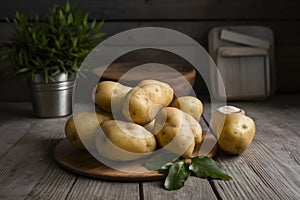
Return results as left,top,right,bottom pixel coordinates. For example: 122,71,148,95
65,80,204,161
65,79,256,161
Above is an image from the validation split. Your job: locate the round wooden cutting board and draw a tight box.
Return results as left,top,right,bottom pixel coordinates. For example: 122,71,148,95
54,131,218,181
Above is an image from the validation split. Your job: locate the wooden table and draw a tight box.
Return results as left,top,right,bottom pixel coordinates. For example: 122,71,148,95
0,94,299,199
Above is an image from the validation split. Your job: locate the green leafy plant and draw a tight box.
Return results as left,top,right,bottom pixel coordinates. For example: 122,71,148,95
146,155,232,190
0,1,105,82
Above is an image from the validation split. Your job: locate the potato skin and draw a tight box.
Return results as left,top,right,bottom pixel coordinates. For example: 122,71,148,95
212,105,245,139
173,96,203,121
94,81,131,112
154,107,202,158
218,113,255,154
122,80,174,125
95,120,156,161
65,111,113,149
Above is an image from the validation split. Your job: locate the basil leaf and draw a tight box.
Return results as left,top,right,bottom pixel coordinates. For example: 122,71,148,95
145,152,178,171
189,156,232,180
164,161,191,190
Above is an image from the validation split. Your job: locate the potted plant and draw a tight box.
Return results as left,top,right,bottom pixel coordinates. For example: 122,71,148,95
0,2,105,117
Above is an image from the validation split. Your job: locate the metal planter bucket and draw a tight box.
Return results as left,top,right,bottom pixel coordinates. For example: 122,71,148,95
29,73,75,117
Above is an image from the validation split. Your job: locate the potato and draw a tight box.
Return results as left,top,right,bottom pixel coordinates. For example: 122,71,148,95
154,107,202,158
94,81,132,113
217,113,255,154
65,111,113,149
144,120,155,134
122,80,173,125
95,120,156,161
172,96,203,121
211,105,245,138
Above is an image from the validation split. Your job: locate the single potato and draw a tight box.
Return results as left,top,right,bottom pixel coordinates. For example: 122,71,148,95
154,107,202,158
94,81,132,113
217,113,255,154
95,120,156,161
172,96,203,121
65,111,113,149
211,105,245,138
122,80,173,125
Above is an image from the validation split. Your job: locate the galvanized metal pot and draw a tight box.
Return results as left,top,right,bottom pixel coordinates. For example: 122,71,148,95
29,73,75,118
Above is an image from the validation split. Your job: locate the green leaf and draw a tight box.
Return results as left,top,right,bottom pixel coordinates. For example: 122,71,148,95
92,32,106,39
18,68,29,73
65,1,71,12
145,152,178,171
164,161,190,190
158,163,173,174
189,156,232,180
67,14,73,24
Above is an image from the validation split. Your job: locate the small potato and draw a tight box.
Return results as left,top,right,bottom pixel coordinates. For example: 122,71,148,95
218,113,255,154
122,80,173,125
95,120,156,161
65,111,113,149
154,107,202,158
94,81,131,113
173,96,203,121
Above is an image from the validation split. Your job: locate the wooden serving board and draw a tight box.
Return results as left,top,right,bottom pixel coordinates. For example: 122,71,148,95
54,132,218,181
92,62,196,97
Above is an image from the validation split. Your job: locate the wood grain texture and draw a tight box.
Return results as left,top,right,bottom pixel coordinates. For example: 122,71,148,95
65,176,139,200
202,99,300,200
24,161,77,200
0,103,37,157
0,117,68,200
142,177,218,200
0,0,300,20
209,26,274,100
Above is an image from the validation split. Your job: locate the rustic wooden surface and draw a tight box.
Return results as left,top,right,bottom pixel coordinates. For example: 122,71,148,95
0,95,300,199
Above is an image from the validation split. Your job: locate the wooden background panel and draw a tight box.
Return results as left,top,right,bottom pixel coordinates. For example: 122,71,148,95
0,0,300,101
0,0,300,20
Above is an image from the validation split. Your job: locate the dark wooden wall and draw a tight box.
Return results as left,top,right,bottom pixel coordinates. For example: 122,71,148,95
0,0,300,101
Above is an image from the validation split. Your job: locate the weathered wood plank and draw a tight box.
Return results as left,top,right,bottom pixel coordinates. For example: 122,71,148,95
0,103,37,157
65,176,139,200
0,118,37,157
142,177,217,200
202,98,300,199
1,21,300,46
24,161,77,200
0,117,68,200
1,20,300,102
1,0,300,20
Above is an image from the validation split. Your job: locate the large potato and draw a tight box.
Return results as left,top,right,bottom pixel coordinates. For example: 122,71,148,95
172,96,203,121
217,113,255,154
154,107,202,158
65,111,113,149
95,120,156,161
94,81,132,113
122,80,173,125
